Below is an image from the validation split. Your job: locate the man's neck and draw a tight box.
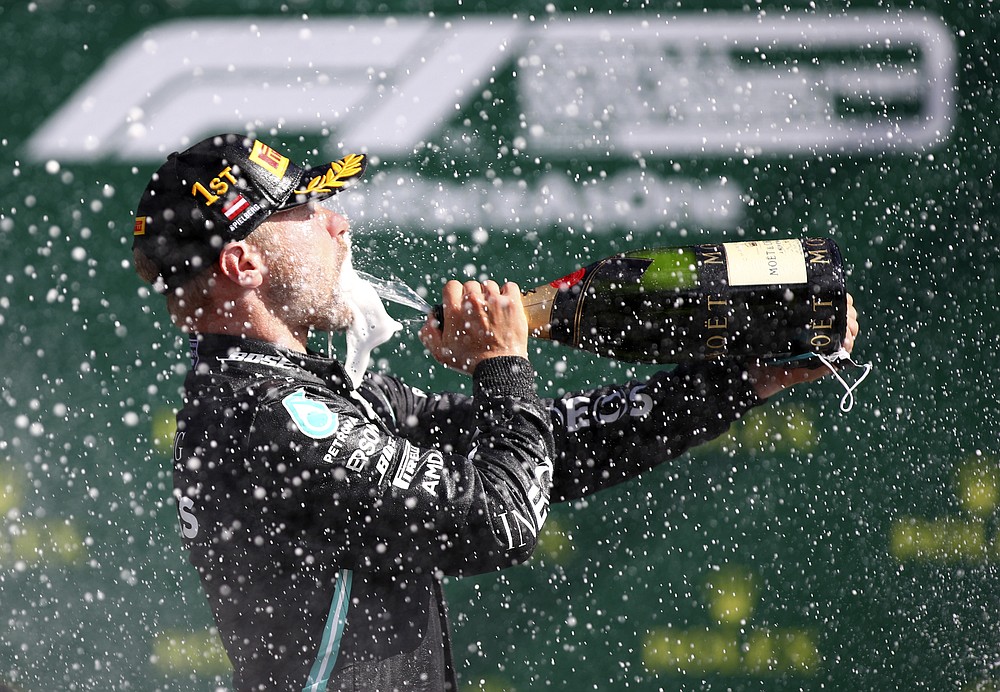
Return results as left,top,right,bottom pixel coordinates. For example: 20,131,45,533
242,320,309,353
189,297,309,353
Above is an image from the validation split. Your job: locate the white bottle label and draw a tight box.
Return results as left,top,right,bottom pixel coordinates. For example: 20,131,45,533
724,239,808,286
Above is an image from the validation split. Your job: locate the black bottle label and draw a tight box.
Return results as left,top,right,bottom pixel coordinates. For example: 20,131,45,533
691,239,846,360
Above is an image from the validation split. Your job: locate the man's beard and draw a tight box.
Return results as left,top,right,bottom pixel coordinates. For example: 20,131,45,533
261,241,401,385
262,247,353,334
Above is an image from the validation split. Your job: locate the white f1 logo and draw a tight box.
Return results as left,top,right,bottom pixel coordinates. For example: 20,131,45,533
25,13,955,163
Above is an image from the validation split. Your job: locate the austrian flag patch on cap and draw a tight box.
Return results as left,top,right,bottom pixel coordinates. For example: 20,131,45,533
222,194,251,220
132,133,367,292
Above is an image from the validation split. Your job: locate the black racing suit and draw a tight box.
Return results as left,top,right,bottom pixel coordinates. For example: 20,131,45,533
171,334,759,691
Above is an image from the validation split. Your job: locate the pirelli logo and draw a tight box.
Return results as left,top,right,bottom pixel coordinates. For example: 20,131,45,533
249,140,290,179
393,441,420,490
133,216,147,236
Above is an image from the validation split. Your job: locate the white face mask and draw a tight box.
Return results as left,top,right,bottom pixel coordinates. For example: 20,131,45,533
335,249,403,389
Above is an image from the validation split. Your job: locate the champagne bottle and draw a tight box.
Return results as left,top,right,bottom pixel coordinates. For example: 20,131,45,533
481,238,848,364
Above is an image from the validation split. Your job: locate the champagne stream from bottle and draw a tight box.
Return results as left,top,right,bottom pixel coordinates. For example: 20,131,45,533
356,271,433,314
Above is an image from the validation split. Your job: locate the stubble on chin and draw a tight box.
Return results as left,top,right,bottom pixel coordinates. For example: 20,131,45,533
259,256,341,330
323,293,354,333
253,231,355,333
270,280,353,334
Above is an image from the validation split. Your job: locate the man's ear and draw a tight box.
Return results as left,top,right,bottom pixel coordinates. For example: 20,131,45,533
217,242,265,289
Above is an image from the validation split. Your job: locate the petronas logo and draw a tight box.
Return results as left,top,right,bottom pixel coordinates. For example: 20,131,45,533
282,390,340,440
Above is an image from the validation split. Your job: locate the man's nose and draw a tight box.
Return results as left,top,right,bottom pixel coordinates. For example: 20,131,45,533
320,207,350,237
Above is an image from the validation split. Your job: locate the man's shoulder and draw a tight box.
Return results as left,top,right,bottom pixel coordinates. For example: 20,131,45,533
182,338,339,410
179,370,359,444
184,366,348,409
187,335,350,392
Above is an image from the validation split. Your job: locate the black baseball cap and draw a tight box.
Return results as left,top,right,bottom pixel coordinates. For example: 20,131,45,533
133,133,367,292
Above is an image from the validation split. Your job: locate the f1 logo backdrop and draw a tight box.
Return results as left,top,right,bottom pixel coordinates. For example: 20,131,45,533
25,13,955,163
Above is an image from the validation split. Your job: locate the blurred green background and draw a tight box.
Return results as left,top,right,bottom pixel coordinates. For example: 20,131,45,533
0,1,997,690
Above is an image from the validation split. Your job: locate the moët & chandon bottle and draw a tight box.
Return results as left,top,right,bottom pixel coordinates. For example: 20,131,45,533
516,237,847,363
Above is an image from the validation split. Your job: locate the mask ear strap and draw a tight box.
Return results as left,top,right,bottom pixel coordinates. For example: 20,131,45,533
815,350,873,413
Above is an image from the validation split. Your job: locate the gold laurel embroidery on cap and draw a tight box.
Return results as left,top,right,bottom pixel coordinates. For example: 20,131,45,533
294,154,365,195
